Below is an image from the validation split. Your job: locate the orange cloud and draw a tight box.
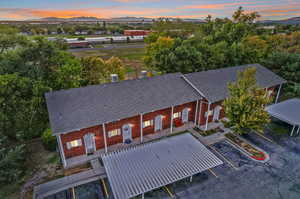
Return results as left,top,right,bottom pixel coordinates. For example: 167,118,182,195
0,7,173,19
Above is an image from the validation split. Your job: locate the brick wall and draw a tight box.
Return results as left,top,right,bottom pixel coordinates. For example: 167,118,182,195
60,101,197,159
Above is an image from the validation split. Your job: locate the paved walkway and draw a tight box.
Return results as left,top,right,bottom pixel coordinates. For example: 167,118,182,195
188,123,229,146
66,122,195,168
33,164,106,199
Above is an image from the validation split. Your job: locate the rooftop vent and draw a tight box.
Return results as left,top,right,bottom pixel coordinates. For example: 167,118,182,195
111,74,119,82
140,70,147,79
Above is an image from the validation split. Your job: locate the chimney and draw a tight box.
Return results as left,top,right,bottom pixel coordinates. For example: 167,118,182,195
111,74,119,82
140,70,147,79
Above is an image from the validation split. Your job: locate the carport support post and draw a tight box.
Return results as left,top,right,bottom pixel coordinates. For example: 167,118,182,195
102,123,108,153
142,193,145,199
290,125,296,137
194,100,199,126
190,175,193,182
205,102,211,131
275,84,282,104
140,113,143,143
296,126,300,135
170,106,174,133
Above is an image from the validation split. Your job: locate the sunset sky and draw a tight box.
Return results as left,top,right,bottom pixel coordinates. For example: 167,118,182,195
0,0,300,20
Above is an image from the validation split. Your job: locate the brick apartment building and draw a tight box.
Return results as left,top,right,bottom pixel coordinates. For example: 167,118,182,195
45,64,286,167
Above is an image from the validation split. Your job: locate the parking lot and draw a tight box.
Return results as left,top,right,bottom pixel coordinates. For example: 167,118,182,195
171,129,300,199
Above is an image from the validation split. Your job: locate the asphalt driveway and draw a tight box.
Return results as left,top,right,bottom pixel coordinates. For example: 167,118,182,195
173,129,300,199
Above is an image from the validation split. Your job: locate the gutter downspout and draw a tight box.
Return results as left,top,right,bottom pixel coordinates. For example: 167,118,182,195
170,106,174,133
140,113,143,143
102,123,108,153
57,135,67,168
275,84,282,104
205,102,211,131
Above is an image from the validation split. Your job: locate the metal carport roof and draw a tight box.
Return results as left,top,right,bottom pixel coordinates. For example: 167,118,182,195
102,133,223,199
266,98,300,135
266,98,300,126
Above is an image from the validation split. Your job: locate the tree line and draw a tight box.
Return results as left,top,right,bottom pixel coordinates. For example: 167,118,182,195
144,7,300,99
0,26,126,184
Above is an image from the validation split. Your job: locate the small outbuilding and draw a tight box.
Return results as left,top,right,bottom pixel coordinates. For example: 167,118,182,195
102,133,223,199
266,98,300,136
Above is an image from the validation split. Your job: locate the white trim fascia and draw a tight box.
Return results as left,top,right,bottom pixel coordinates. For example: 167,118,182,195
181,75,207,100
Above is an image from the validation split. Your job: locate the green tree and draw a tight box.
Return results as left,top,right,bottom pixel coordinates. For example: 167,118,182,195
81,56,126,85
223,67,271,134
81,56,106,84
232,6,260,23
263,52,300,98
0,136,26,184
0,25,28,54
0,74,50,140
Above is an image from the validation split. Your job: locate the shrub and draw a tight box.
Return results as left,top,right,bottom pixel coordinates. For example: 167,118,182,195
42,128,56,151
77,36,85,41
0,136,26,184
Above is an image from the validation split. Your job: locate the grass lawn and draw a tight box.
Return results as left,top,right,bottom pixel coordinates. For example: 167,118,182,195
71,44,146,79
0,140,63,199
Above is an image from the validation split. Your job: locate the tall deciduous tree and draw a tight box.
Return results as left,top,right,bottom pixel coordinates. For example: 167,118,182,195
81,56,126,85
223,67,271,134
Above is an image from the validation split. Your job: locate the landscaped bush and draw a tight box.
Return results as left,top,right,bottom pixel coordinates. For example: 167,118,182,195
42,128,56,151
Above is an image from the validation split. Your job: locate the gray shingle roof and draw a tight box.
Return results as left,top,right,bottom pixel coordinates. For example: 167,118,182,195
183,64,287,103
102,133,223,199
45,73,201,134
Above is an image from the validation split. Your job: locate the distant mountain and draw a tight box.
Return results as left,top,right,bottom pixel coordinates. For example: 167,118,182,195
259,17,300,25
38,17,104,21
35,16,203,23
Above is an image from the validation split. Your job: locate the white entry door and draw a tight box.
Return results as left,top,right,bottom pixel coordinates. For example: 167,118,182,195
84,133,96,155
122,124,132,143
154,115,163,132
213,106,222,121
182,108,189,123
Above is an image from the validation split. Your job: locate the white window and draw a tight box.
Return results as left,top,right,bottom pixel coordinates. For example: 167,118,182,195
267,90,273,97
173,112,181,119
205,110,213,118
143,120,153,128
108,129,121,138
67,139,82,149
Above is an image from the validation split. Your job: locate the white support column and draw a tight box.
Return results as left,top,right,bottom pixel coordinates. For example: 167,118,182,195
198,100,203,127
170,106,174,133
57,135,67,167
194,100,199,126
275,84,282,104
102,123,108,153
205,102,211,131
142,193,145,199
290,125,296,137
140,113,143,143
296,126,300,135
189,175,193,182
